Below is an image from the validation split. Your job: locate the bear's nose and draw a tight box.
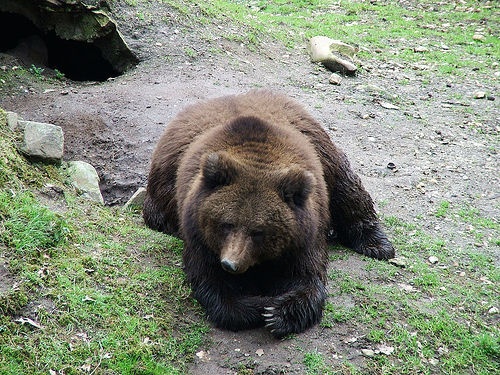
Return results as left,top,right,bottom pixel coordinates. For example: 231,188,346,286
221,258,238,273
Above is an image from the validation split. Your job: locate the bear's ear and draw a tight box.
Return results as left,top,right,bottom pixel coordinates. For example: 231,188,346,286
278,167,316,208
202,152,238,189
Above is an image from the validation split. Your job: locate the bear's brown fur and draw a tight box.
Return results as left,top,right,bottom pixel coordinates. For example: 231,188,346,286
144,90,394,337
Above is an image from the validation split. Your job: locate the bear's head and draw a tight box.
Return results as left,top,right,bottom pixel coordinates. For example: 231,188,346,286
196,151,319,274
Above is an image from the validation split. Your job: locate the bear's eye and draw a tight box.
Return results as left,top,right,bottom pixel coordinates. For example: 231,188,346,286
250,230,265,244
220,222,234,235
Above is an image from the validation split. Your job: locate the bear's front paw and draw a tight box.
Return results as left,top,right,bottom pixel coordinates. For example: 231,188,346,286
262,306,291,339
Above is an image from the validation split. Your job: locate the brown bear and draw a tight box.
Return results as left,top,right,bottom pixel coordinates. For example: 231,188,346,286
143,90,394,338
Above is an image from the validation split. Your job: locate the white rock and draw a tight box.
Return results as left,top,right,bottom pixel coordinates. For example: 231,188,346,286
378,345,395,355
488,306,499,314
67,161,104,204
473,91,486,99
428,256,439,264
328,73,342,85
20,121,64,162
123,187,147,210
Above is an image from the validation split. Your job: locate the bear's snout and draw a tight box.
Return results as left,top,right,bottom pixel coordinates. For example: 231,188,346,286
221,258,239,274
220,230,254,274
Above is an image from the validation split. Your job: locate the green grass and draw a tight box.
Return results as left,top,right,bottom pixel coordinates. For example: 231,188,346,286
154,0,499,77
323,212,499,374
0,113,208,374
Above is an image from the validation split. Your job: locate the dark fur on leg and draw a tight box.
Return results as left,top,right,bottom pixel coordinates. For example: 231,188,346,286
340,221,395,260
263,277,327,338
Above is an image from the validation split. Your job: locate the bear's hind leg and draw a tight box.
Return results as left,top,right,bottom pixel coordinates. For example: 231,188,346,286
324,152,394,260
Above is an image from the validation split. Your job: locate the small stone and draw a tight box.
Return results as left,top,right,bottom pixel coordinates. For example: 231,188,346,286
472,34,485,41
428,256,439,264
379,102,400,110
488,306,499,314
387,162,397,170
429,358,439,365
361,349,375,357
487,96,495,101
123,187,147,210
473,91,486,99
389,257,407,268
329,73,342,85
196,350,207,360
414,46,429,52
255,348,264,357
378,345,395,355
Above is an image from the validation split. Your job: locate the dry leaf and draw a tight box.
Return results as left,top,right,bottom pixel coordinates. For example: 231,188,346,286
14,317,43,329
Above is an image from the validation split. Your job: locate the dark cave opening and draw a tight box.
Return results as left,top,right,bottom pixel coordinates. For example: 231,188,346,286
0,12,121,82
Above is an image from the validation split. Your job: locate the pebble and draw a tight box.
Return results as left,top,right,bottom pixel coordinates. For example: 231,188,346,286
329,73,342,85
196,350,209,361
255,348,264,356
414,46,429,52
488,307,499,314
429,358,439,365
379,101,400,110
361,349,375,357
472,34,485,41
378,345,395,355
428,256,439,264
473,91,486,99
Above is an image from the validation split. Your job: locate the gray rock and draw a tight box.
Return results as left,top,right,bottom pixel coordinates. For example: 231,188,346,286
20,121,64,162
6,111,19,131
67,161,104,204
328,73,342,85
123,187,146,210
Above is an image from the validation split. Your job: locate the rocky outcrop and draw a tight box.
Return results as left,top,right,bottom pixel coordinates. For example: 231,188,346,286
0,0,138,78
5,110,104,205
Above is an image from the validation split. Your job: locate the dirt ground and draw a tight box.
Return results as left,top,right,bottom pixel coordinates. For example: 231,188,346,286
0,2,498,374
